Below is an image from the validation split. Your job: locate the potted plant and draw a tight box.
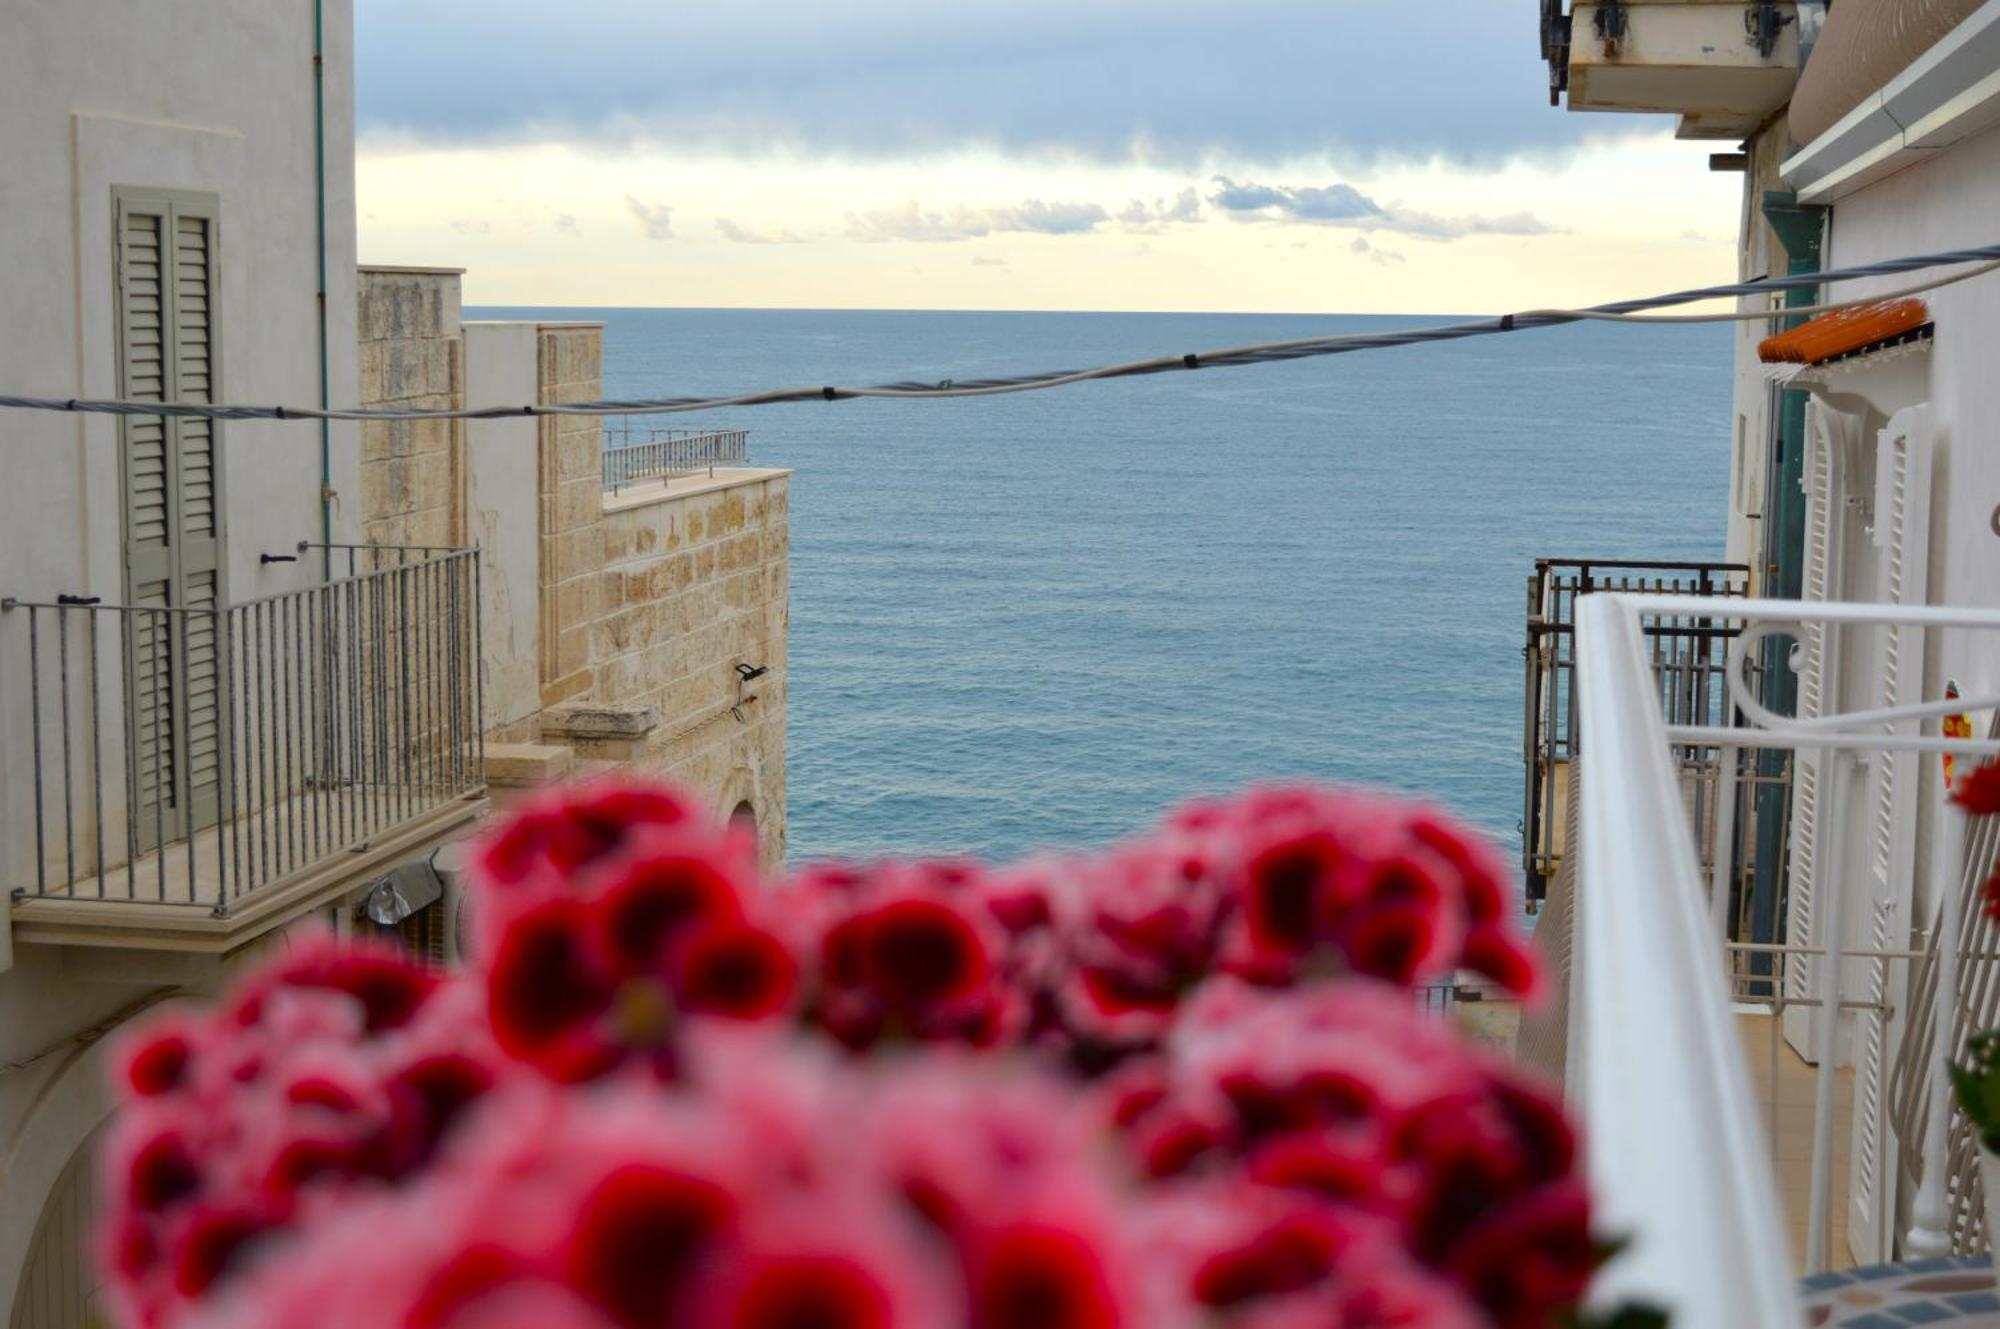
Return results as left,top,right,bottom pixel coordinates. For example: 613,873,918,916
1950,1027,2000,1246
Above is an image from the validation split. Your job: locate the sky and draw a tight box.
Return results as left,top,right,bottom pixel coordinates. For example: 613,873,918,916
353,0,1744,313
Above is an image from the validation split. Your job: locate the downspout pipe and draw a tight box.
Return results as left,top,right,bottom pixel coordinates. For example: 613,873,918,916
313,0,332,578
1749,189,1829,980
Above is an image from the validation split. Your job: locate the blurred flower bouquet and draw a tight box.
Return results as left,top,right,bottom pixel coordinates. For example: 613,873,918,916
100,779,1606,1329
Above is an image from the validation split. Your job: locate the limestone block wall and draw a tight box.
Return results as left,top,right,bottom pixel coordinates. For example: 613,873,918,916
593,473,792,869
351,269,791,862
356,266,465,549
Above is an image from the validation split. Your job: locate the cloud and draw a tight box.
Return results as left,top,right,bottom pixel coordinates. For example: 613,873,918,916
1351,235,1406,266
846,198,1110,243
1208,176,1555,241
971,255,1009,267
554,212,580,236
624,196,674,240
355,0,1628,168
715,217,806,244
449,217,491,235
1117,186,1201,232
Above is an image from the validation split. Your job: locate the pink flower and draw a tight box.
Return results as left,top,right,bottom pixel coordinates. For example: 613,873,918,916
800,866,1018,1051
562,1165,737,1327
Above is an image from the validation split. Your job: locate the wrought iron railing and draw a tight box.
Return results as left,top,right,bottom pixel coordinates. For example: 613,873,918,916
4,544,483,915
1522,558,1751,903
602,424,748,492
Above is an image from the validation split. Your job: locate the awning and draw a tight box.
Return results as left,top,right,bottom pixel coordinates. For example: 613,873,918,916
1757,298,1933,365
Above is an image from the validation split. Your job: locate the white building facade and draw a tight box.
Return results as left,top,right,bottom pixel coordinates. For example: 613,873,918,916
1531,0,2000,1299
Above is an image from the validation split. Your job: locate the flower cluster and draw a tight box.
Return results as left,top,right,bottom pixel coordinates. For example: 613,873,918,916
100,776,1589,1329
101,938,500,1329
1111,980,1595,1329
1952,763,2000,921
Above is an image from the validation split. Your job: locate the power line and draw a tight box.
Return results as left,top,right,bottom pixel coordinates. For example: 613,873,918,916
1,244,1995,425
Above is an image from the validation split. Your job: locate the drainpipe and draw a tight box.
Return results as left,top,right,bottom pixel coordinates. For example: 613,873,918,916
1749,189,1829,976
312,0,333,579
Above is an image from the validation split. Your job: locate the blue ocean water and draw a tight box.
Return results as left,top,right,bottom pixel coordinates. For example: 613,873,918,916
473,307,1732,870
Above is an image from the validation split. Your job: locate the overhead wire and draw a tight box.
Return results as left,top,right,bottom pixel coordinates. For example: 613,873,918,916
0,243,1995,425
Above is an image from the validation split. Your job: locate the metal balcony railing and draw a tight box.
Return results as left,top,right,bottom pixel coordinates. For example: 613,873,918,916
1546,594,2000,1323
602,424,748,493
4,544,483,916
1522,558,1751,903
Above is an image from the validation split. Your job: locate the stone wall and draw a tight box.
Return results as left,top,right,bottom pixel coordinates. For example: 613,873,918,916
356,267,464,549
351,269,792,866
585,473,792,868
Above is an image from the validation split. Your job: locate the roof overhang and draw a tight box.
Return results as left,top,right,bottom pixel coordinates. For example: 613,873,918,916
1783,0,2000,202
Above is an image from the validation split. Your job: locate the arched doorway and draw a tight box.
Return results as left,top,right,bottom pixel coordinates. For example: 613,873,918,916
729,800,757,833
10,1123,105,1329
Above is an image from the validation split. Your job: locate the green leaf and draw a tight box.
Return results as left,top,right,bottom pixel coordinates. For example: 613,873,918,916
1560,1303,1672,1329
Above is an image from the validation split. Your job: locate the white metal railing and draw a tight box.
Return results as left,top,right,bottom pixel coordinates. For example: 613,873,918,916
1569,593,2000,1322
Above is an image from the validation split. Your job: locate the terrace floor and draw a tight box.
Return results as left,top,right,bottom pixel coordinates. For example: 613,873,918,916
1738,1010,1855,1273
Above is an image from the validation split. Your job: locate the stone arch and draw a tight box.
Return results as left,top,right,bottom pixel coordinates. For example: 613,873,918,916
0,1029,129,1326
9,1120,107,1329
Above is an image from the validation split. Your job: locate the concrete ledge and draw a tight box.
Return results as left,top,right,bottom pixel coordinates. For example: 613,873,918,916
603,467,793,515
543,704,660,740
485,742,575,788
9,797,489,954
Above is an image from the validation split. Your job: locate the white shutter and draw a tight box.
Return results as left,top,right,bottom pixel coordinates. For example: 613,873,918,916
1848,403,1935,1263
1784,400,1858,1053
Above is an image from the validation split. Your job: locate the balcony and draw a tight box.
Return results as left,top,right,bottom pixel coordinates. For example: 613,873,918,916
3,544,487,950
1542,1,1803,139
601,424,750,494
1534,593,2000,1322
1521,557,1750,906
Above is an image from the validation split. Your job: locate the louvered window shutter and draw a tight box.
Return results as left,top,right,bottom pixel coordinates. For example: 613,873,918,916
1847,403,1935,1263
114,189,227,844
1784,400,1857,1054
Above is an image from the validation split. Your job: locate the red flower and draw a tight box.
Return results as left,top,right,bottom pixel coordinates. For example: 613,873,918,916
564,1166,736,1328
677,924,800,1020
1955,761,2000,816
861,898,992,1007
484,840,794,1083
966,1225,1121,1329
487,899,627,1083
711,1254,896,1329
803,875,1016,1051
1242,832,1344,962
121,1019,198,1098
477,780,702,889
1443,1181,1598,1329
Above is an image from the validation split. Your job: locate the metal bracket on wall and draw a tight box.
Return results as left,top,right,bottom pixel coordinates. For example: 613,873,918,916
1595,0,1627,55
1746,1,1794,59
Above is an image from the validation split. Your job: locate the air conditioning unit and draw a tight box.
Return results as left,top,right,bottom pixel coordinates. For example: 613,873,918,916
351,845,472,969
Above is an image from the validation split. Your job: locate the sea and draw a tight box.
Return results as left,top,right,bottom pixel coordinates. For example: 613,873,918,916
472,306,1733,875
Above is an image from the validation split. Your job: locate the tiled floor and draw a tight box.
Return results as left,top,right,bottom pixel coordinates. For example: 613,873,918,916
1738,1010,1856,1272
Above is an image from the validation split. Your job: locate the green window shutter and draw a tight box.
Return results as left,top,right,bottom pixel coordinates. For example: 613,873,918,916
113,187,227,841
170,206,224,822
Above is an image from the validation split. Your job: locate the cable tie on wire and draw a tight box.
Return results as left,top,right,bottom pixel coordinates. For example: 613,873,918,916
275,405,288,419
1183,353,1199,369
1499,315,1515,332
822,386,838,401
